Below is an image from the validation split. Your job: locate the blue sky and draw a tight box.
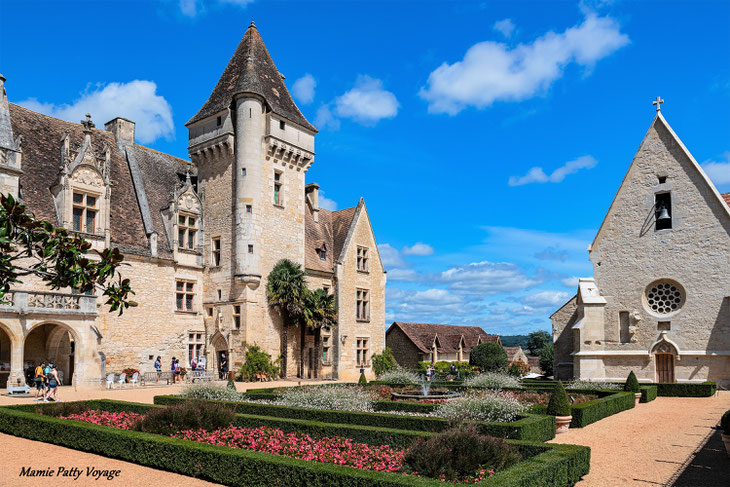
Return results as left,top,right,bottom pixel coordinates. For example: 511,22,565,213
1,0,729,335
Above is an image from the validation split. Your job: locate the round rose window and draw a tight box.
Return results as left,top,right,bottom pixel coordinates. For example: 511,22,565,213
645,280,684,315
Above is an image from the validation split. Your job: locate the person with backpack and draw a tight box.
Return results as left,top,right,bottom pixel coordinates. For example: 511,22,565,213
174,358,182,383
171,357,177,383
154,356,162,382
46,362,59,402
33,361,46,401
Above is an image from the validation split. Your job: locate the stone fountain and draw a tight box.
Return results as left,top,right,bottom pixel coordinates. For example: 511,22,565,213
390,376,460,401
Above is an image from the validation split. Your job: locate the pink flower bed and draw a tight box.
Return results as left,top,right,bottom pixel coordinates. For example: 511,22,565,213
59,410,142,430
59,410,496,483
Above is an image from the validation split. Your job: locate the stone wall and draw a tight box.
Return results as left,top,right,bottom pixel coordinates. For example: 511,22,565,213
386,326,423,369
551,295,578,380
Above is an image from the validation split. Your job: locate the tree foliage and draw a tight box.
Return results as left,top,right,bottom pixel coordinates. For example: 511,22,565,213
0,193,135,314
303,287,337,379
372,347,398,377
237,343,280,381
539,343,554,376
527,330,551,356
469,342,508,372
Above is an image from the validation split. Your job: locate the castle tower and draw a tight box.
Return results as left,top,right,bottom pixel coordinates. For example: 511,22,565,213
186,23,317,375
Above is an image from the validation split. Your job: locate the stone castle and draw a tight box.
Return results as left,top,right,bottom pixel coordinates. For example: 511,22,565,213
552,103,730,385
0,23,386,388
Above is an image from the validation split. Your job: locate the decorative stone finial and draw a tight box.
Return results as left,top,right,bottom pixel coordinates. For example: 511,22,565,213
653,96,664,113
81,113,95,131
250,20,256,28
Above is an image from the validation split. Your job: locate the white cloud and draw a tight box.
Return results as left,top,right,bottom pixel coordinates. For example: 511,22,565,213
702,152,730,185
314,104,340,131
521,290,572,308
318,190,337,211
335,75,399,125
388,268,421,281
180,0,254,17
535,246,569,261
18,80,174,144
438,261,542,295
509,155,597,186
402,242,434,256
493,19,515,38
420,14,629,114
561,277,581,288
378,244,408,269
291,74,316,105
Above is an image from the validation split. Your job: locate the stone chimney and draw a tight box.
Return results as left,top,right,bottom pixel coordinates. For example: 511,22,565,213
305,183,320,223
105,117,135,145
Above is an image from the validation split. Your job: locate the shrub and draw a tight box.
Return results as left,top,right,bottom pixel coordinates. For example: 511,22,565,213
654,382,716,397
181,383,245,402
371,347,398,377
237,343,280,381
464,372,520,389
404,424,521,481
624,371,640,393
507,361,530,377
278,385,376,412
721,410,730,435
377,368,421,386
226,379,236,390
539,344,554,376
37,401,89,418
566,379,622,391
470,343,508,372
434,390,527,424
546,381,571,416
132,400,236,435
358,372,368,385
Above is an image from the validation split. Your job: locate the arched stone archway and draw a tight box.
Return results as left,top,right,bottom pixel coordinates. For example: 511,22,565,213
24,322,78,386
210,331,228,379
0,322,15,387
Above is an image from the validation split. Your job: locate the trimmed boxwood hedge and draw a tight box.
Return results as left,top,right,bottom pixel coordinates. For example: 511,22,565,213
654,382,716,397
639,385,658,403
155,395,555,442
529,391,635,428
0,403,589,487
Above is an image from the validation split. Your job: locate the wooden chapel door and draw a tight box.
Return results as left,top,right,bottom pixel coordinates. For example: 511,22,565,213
656,354,674,383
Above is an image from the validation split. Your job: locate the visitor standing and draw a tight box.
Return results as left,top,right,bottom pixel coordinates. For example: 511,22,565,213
46,363,59,402
198,355,206,371
219,353,228,380
171,357,177,383
425,365,432,382
174,359,182,383
33,361,45,401
154,356,162,382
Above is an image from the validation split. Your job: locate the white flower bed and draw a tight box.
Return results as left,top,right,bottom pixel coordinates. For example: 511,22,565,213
181,384,246,402
434,390,527,423
278,385,376,412
463,372,520,389
377,368,422,385
565,380,622,391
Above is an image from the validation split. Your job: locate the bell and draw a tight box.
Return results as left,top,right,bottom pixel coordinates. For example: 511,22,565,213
656,207,671,222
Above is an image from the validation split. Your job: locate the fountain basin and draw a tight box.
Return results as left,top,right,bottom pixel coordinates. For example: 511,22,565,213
390,389,461,401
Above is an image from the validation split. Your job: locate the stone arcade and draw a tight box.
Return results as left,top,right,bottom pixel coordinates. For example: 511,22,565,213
0,23,386,388
552,102,730,385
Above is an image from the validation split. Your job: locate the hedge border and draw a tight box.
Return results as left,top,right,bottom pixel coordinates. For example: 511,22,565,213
0,403,589,487
639,385,658,403
655,382,716,397
154,395,556,442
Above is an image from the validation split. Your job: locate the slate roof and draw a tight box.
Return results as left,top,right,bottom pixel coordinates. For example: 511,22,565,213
386,322,501,354
8,103,192,258
304,205,358,273
187,23,316,132
504,346,525,362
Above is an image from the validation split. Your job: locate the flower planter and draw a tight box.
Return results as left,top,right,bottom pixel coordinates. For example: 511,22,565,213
634,392,642,406
555,415,572,434
722,433,730,459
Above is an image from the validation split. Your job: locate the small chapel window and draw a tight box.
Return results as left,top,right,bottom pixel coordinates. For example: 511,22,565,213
619,311,631,344
655,192,672,231
273,171,283,206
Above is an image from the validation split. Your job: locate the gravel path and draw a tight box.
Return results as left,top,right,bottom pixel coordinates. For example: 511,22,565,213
549,391,730,486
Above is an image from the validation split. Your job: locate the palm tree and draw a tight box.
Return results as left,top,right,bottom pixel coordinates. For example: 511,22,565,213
303,288,337,379
266,259,306,378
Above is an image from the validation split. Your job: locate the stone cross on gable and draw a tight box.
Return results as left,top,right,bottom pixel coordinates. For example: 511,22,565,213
81,113,95,131
653,97,664,112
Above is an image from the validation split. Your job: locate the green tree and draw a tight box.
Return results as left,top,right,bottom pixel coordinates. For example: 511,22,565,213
527,330,551,356
266,259,306,378
0,193,136,314
469,342,508,372
238,343,280,381
302,287,337,379
372,347,398,377
539,343,554,376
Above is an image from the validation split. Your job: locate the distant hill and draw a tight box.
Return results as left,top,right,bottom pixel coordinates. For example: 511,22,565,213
500,335,529,349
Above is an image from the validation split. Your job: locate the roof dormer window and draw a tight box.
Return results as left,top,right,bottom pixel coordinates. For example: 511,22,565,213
318,244,327,261
72,191,98,234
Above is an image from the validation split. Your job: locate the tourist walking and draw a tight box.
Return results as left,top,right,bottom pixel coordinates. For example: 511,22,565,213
219,353,228,380
425,364,433,382
154,356,162,382
171,357,177,383
46,362,60,402
33,361,45,401
174,358,182,383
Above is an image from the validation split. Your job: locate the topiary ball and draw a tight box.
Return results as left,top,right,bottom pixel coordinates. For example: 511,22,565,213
721,409,730,435
546,381,571,416
358,372,368,385
624,371,640,393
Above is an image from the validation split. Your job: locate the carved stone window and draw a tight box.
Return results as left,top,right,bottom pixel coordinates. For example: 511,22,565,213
178,213,197,250
645,280,684,315
72,191,98,233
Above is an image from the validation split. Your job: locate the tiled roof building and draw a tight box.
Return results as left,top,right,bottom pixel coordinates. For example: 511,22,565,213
0,24,386,388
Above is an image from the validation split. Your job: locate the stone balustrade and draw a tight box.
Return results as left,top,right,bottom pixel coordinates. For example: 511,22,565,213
0,290,97,316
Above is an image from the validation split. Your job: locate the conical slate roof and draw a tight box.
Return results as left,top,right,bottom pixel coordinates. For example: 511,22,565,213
187,23,316,132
